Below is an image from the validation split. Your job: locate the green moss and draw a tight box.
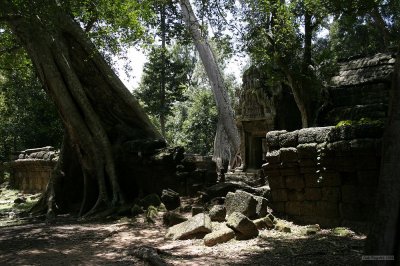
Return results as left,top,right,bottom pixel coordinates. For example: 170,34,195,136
335,118,385,128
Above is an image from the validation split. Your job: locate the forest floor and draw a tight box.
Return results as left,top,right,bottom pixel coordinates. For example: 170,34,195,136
0,184,367,266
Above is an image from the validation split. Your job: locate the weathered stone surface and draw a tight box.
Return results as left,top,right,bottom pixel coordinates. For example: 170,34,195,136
226,212,258,240
192,206,204,216
305,224,321,235
279,148,298,162
267,175,286,189
304,188,322,201
315,202,339,218
253,216,274,230
139,194,161,209
274,221,291,233
253,196,271,218
297,143,318,159
163,211,188,227
341,185,359,203
319,172,341,187
203,225,235,246
298,127,333,144
161,189,180,210
279,131,299,147
209,205,226,222
321,187,341,202
225,190,257,218
265,150,281,164
285,175,305,189
287,190,305,201
165,213,212,240
266,130,287,148
271,189,288,202
203,182,256,201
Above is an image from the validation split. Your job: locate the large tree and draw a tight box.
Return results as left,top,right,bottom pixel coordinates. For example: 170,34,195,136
0,1,170,217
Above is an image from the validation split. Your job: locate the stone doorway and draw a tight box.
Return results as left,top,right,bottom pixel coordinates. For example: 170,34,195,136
245,134,266,170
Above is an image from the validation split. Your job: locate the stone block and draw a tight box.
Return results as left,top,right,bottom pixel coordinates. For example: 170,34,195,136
298,127,333,144
321,187,341,202
287,190,305,201
279,131,298,147
301,201,316,216
285,175,305,189
304,173,322,188
253,196,271,218
266,130,287,148
285,202,302,216
161,189,181,210
297,143,318,159
271,202,285,213
165,213,212,240
253,216,274,230
315,202,340,218
204,225,235,246
299,159,317,168
304,188,322,201
209,205,226,222
300,167,318,174
225,190,257,218
341,185,359,203
271,189,288,202
267,175,286,189
279,148,298,162
265,150,281,164
226,212,258,240
319,172,341,187
357,171,378,186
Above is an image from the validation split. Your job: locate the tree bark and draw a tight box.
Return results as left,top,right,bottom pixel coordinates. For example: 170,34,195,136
179,0,241,170
160,3,167,137
365,47,400,264
2,3,163,216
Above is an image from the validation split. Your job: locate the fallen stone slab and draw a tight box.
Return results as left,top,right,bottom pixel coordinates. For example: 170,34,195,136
226,212,258,240
162,211,188,227
165,213,212,240
225,190,257,218
253,216,275,230
204,225,235,246
161,189,181,210
253,195,271,218
209,205,226,222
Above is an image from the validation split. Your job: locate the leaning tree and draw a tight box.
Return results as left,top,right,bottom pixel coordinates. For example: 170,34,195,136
0,1,179,217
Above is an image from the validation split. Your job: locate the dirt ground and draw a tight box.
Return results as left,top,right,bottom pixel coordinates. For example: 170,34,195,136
0,184,366,266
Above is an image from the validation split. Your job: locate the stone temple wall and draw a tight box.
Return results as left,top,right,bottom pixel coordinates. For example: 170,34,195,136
5,147,58,193
263,124,383,227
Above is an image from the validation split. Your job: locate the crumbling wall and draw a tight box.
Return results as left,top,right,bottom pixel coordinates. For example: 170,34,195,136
6,147,58,193
263,124,383,227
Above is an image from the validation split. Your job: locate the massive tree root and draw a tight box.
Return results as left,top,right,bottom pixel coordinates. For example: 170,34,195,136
4,5,167,217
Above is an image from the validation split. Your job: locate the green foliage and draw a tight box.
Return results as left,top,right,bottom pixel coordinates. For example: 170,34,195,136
335,118,385,128
134,44,194,128
0,42,63,161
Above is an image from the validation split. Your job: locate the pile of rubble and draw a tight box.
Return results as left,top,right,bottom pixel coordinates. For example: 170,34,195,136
162,185,291,247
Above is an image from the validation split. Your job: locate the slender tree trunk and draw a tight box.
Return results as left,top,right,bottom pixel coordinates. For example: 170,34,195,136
179,0,241,169
365,47,400,264
160,3,167,137
3,4,163,216
370,7,392,49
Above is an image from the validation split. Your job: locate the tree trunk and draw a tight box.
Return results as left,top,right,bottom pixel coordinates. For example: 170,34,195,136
179,0,241,170
3,4,164,216
365,47,400,264
160,3,167,137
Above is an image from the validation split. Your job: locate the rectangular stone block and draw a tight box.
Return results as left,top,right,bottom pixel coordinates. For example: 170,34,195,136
281,168,300,176
305,188,322,201
321,187,341,202
357,170,378,186
301,201,316,216
304,173,322,188
271,189,288,202
287,190,305,201
299,159,317,167
271,202,285,213
285,175,305,189
341,185,359,203
280,147,298,162
297,143,318,159
300,167,318,174
268,175,286,189
315,201,340,218
285,201,302,216
319,172,341,187
265,150,281,164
